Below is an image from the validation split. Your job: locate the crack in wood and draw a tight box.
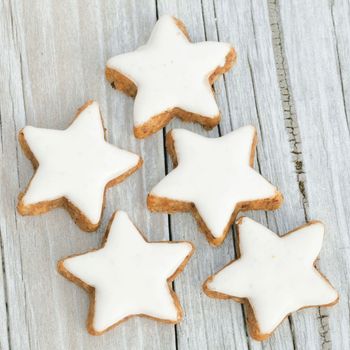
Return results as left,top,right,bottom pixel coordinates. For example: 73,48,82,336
246,56,264,146
317,308,332,350
287,317,297,350
0,87,9,350
267,0,308,219
1,1,32,348
246,54,272,232
267,1,333,349
329,0,350,134
0,231,11,350
211,0,234,136
16,220,33,350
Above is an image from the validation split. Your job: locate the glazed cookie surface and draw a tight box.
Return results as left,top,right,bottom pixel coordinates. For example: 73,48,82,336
106,15,235,138
18,101,142,231
203,217,339,340
148,126,282,246
58,210,194,335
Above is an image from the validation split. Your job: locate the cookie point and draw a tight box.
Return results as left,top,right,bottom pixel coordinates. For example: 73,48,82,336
247,124,256,132
114,210,128,220
160,14,173,20
203,276,214,293
308,220,324,229
56,259,65,272
88,323,104,336
86,99,96,106
183,241,195,255
331,289,339,304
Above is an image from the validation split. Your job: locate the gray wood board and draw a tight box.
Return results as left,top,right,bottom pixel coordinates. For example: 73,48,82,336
278,1,350,349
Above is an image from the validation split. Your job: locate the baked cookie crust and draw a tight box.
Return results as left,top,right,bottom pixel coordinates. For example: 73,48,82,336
17,100,142,231
58,211,195,335
106,15,236,139
148,127,283,246
203,218,339,340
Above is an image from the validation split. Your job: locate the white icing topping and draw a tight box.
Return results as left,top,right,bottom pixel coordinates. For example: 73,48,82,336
206,217,338,335
22,102,140,224
63,211,193,332
150,126,278,239
107,15,232,126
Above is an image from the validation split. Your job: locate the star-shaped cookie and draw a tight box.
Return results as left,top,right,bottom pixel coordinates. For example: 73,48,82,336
18,101,142,231
148,126,283,246
58,210,194,335
203,217,339,341
106,15,235,138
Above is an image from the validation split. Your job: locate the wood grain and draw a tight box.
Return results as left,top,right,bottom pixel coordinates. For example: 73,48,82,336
278,1,350,349
0,0,349,349
1,1,31,349
0,6,11,349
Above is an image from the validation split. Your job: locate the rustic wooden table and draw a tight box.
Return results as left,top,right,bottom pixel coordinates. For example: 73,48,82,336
1,0,349,349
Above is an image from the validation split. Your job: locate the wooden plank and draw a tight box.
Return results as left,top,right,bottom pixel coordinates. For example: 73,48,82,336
207,0,326,349
331,0,350,128
0,0,32,349
278,0,350,349
0,3,10,338
1,0,175,349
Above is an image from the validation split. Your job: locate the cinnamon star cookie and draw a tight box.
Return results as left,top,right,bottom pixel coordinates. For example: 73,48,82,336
203,217,338,340
106,15,235,138
18,101,142,231
148,126,282,246
58,210,194,335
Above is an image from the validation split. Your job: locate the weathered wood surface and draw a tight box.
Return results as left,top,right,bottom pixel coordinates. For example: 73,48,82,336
0,0,349,349
278,1,350,349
